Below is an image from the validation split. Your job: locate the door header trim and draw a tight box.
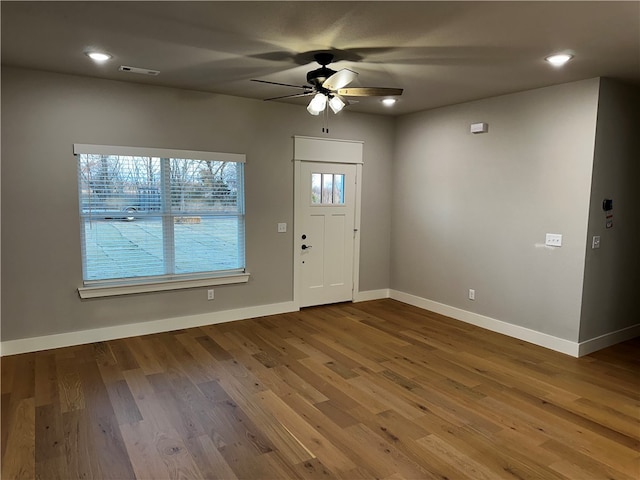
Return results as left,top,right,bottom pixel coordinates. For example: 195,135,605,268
293,136,364,164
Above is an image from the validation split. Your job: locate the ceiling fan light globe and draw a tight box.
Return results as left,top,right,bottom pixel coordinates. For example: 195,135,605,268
307,93,327,115
329,96,345,114
307,104,322,115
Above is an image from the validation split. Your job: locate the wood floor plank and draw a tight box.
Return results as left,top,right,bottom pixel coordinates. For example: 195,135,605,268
1,355,16,395
119,420,176,480
105,379,143,426
34,353,57,407
255,389,357,474
1,392,11,461
1,397,36,480
246,322,310,361
62,409,101,479
2,299,638,479
183,433,239,480
126,336,165,375
200,379,315,466
194,334,234,362
298,357,390,414
342,422,433,480
122,368,203,479
350,409,461,480
76,359,137,479
480,393,639,477
541,437,639,480
314,399,359,428
418,432,510,480
35,403,69,480
55,354,85,413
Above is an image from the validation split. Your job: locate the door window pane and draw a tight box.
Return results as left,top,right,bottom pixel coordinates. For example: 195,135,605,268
311,172,345,205
333,174,345,204
322,174,333,203
311,173,321,204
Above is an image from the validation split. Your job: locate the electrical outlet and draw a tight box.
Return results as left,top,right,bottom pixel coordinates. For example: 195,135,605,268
207,289,214,300
592,235,601,249
545,233,563,247
469,289,475,300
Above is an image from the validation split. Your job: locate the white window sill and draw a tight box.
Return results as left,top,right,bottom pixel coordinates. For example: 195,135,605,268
78,273,250,299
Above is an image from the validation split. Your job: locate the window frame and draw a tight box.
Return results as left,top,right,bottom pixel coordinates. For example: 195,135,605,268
74,144,249,298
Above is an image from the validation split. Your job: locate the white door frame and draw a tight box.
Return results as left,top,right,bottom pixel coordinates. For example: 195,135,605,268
293,136,363,308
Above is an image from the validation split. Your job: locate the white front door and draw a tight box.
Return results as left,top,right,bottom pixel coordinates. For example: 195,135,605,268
297,161,357,307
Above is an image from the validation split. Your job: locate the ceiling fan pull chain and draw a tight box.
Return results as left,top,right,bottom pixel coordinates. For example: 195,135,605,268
324,106,326,133
323,104,329,134
327,103,330,133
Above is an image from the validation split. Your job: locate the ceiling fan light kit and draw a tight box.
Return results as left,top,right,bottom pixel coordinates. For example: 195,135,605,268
252,52,403,117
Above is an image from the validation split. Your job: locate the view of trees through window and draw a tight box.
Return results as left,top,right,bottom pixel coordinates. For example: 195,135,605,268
78,154,245,282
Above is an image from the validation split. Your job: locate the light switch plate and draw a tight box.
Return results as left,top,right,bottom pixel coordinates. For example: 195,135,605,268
277,223,287,233
545,233,562,247
592,236,601,249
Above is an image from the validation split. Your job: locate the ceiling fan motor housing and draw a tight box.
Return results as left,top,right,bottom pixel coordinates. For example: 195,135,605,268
306,52,338,89
306,66,337,89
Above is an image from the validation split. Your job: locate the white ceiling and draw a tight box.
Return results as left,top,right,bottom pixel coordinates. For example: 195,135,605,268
2,1,639,116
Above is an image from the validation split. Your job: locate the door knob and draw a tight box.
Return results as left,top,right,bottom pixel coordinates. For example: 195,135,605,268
301,244,312,250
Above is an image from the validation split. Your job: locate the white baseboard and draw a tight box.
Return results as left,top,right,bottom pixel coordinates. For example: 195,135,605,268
0,301,298,356
354,289,390,302
389,290,581,357
3,291,636,358
578,324,640,357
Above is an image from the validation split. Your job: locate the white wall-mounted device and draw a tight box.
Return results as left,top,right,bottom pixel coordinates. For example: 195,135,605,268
470,122,489,134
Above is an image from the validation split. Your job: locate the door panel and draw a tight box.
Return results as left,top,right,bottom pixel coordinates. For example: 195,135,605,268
326,214,346,286
302,214,325,289
298,162,357,307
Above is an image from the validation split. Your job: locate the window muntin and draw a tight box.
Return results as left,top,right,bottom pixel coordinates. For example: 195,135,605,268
77,152,245,285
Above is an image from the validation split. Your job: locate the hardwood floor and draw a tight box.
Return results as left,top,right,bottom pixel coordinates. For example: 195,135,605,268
1,299,638,479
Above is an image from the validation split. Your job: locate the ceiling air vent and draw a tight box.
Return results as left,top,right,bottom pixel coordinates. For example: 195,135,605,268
119,65,160,76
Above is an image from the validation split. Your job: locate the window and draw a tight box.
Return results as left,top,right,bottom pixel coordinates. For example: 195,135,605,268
74,145,247,297
311,173,345,205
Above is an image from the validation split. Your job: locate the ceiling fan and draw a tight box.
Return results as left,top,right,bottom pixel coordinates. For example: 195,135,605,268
251,52,403,115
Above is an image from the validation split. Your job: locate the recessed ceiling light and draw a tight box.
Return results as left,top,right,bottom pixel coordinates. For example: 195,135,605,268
545,53,573,67
86,51,112,62
382,98,397,106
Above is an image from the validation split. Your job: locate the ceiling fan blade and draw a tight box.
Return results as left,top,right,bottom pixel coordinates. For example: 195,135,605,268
263,92,315,101
322,68,358,91
251,79,311,90
337,87,404,97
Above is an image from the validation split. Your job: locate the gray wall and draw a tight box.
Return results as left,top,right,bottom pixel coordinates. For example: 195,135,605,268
391,79,601,341
579,79,640,341
4,67,635,349
1,66,394,341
